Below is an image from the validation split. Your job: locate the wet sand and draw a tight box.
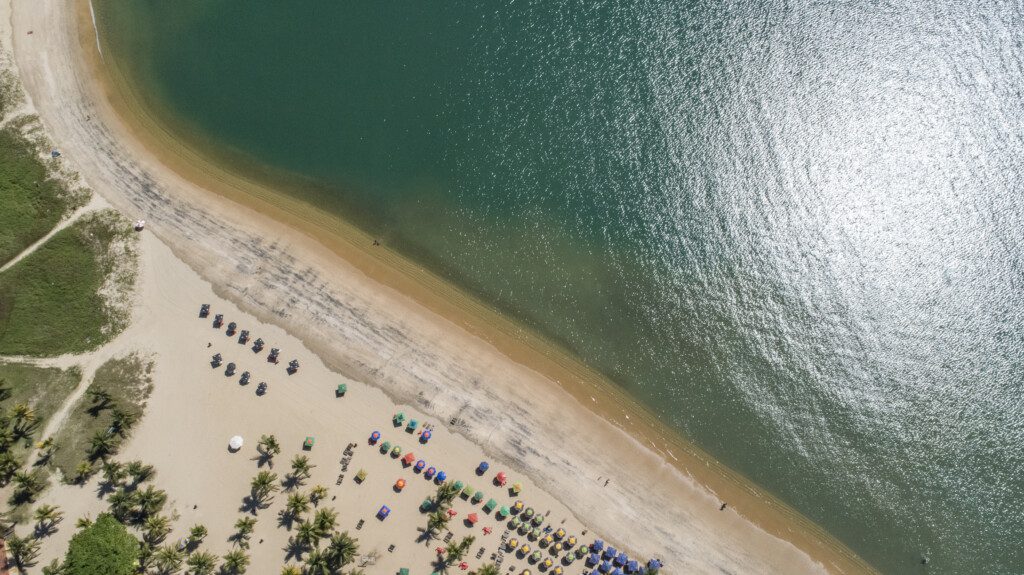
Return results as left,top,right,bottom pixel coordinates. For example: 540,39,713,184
6,0,878,572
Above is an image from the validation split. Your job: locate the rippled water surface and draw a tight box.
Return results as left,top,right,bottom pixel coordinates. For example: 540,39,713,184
96,1,1024,572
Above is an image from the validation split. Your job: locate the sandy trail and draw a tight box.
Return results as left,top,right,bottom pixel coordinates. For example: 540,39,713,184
0,0,876,573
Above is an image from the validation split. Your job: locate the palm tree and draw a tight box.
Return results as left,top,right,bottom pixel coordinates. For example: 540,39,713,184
425,509,449,538
125,460,156,484
280,566,301,575
285,492,310,519
86,388,113,409
107,490,136,522
136,485,168,519
435,481,459,507
73,461,94,484
88,431,117,460
0,451,21,484
289,455,315,479
185,551,217,575
75,516,93,529
312,507,337,536
12,469,45,502
325,531,359,567
100,460,126,487
189,523,208,545
6,533,42,568
110,408,138,436
309,484,328,507
256,434,281,467
41,558,65,575
11,403,36,426
304,548,331,575
232,516,256,549
474,564,500,575
152,545,184,574
220,550,250,574
144,514,172,545
33,504,64,535
250,470,279,504
445,535,475,565
295,520,321,550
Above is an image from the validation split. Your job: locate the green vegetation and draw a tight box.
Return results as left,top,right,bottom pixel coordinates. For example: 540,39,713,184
50,354,153,481
0,363,80,470
62,513,139,575
0,125,89,267
0,209,136,356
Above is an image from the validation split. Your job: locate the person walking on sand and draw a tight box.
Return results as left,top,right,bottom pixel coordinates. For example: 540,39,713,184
720,503,727,511
604,479,609,487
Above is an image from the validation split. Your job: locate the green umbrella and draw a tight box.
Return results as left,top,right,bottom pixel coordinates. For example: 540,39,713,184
453,480,464,491
531,528,541,539
531,551,542,562
472,491,484,503
498,506,510,518
532,514,544,526
523,507,535,519
484,498,498,512
391,445,402,456
335,383,347,396
509,517,521,528
380,441,391,452
462,484,474,498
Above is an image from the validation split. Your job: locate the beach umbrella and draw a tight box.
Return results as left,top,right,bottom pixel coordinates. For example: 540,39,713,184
604,547,617,560
453,480,464,491
523,507,535,518
592,539,605,552
392,446,402,457
532,514,544,526
498,506,510,518
477,461,490,474
425,467,436,479
567,535,577,547
520,544,531,555
555,528,566,539
518,523,530,534
626,560,639,573
507,538,519,550
395,478,406,491
553,568,563,575
531,551,542,562
408,419,419,430
415,459,426,472
377,505,391,520
542,559,553,569
472,490,484,503
513,500,524,513
437,471,447,482
355,469,367,483
336,383,347,396
521,571,531,575
554,543,563,553
509,517,521,528
578,545,589,556
612,569,624,575
484,498,498,512
512,482,522,494
462,484,475,498
615,552,628,566
587,553,600,566
495,471,507,485
394,412,405,423
599,561,612,573
467,513,479,525
369,431,381,444
421,430,432,443
228,436,244,450
646,559,663,571
381,441,392,452
542,535,553,546
531,528,541,539
402,452,415,465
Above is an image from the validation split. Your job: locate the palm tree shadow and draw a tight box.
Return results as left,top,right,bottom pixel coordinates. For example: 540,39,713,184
283,537,306,562
238,495,264,515
281,474,303,492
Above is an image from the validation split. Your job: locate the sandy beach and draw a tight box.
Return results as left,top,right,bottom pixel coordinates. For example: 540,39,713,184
3,1,879,573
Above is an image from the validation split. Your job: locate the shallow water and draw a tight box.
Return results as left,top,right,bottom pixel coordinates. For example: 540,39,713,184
96,1,1024,572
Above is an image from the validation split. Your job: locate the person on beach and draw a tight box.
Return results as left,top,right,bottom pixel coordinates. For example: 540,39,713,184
720,503,727,511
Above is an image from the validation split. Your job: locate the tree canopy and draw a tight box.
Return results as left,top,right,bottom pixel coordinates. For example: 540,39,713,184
64,513,139,575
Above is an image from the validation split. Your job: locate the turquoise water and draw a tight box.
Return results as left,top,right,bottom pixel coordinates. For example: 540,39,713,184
97,2,1024,572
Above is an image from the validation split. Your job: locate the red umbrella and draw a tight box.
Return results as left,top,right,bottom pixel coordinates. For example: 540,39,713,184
496,471,507,486
467,513,479,525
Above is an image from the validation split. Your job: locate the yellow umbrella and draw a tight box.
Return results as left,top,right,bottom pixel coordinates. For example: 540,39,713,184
553,568,563,575
542,559,553,568
555,528,566,539
507,538,519,550
554,542,563,552
567,535,577,546
520,544,531,554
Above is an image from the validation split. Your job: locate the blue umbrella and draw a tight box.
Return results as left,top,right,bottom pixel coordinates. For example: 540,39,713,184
436,471,447,482
591,539,605,552
587,553,600,566
626,560,639,573
612,569,624,575
477,461,490,473
599,561,612,573
615,552,628,565
646,559,663,571
604,546,617,560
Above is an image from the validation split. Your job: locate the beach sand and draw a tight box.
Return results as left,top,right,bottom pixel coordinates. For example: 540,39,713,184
5,1,878,573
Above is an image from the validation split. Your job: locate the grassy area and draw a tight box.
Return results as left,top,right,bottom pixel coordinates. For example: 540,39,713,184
50,354,153,482
0,124,90,267
0,362,81,475
0,209,137,356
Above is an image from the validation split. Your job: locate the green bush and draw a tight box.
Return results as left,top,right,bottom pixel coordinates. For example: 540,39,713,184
64,513,139,575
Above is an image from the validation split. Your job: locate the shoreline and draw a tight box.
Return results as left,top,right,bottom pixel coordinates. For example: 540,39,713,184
12,1,878,572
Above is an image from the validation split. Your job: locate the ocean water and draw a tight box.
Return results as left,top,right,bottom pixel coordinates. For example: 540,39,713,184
95,1,1024,572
